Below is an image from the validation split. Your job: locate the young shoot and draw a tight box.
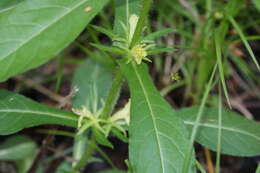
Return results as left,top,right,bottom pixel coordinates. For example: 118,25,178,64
91,14,173,65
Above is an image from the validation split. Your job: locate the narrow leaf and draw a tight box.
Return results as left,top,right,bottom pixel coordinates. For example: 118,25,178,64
91,25,118,40
0,90,77,135
144,28,177,40
118,60,195,173
215,30,231,107
0,0,109,81
228,15,260,70
91,43,125,55
177,107,260,156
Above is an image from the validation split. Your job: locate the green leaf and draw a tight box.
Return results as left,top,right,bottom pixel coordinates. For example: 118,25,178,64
0,0,24,18
94,128,113,148
72,58,113,113
0,90,77,135
118,60,195,173
215,29,231,107
16,157,35,173
144,28,177,40
177,107,260,156
55,160,72,173
0,0,24,12
91,43,125,55
252,0,260,11
256,163,260,173
0,135,37,173
111,128,128,143
91,25,118,40
0,135,36,160
228,15,260,70
72,58,114,169
113,0,141,35
0,0,109,82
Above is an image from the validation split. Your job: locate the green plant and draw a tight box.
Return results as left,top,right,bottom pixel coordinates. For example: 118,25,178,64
0,0,260,173
0,135,37,173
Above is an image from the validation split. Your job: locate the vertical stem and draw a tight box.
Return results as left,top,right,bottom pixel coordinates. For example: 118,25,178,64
73,132,88,168
215,30,231,108
55,56,64,93
99,69,123,119
181,64,217,173
206,0,212,17
216,83,222,173
73,135,96,172
204,147,215,173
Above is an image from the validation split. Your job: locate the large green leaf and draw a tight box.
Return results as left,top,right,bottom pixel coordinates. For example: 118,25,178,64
0,135,36,160
177,107,260,156
0,0,24,11
0,0,109,82
0,0,24,18
0,135,37,173
72,58,113,113
119,60,195,173
0,90,77,135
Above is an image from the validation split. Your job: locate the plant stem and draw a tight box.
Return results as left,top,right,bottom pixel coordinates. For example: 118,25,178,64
73,135,96,172
160,80,185,96
216,83,222,173
215,29,231,108
206,0,212,17
72,132,88,168
204,148,215,173
181,64,217,173
99,69,123,119
195,160,207,173
37,129,75,137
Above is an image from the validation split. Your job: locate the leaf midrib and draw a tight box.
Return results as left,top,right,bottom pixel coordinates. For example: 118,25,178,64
1,0,87,61
132,63,165,173
0,109,77,121
184,120,260,141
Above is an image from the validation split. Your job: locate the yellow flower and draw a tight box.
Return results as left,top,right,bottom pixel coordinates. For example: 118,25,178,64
130,44,150,64
171,72,181,82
